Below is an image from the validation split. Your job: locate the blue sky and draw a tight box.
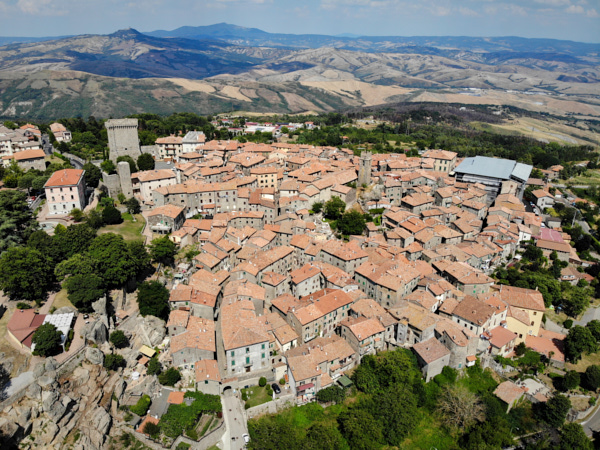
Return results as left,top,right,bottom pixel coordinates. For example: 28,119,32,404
0,0,598,42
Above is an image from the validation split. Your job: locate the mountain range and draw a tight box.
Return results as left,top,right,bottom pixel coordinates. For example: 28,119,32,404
0,23,598,120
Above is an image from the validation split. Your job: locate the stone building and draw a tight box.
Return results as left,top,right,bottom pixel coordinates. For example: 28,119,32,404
358,151,372,186
105,118,141,163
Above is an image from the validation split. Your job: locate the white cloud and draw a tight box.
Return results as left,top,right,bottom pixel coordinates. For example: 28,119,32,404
586,7,599,16
459,7,480,16
565,4,585,12
532,0,570,6
16,0,68,15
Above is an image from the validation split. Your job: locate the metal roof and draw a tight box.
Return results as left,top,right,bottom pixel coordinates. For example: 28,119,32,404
455,156,532,182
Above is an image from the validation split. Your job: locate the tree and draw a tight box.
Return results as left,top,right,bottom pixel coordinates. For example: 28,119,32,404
338,408,384,450
0,247,54,303
63,273,105,309
316,385,345,404
102,204,123,225
82,162,101,189
54,223,97,260
324,196,346,220
137,153,155,171
125,197,141,215
104,354,125,371
147,357,162,376
583,365,600,391
110,330,129,349
143,421,161,439
535,393,571,428
137,281,170,320
563,286,590,317
0,190,38,254
32,323,63,357
70,208,84,222
336,210,366,236
149,237,177,267
565,326,598,362
128,240,152,280
117,156,138,173
562,370,581,391
158,367,181,386
85,209,104,229
311,202,323,214
117,193,126,204
558,423,593,450
304,423,346,450
370,384,418,446
101,159,116,175
437,384,485,429
87,233,137,289
515,342,528,357
259,377,267,387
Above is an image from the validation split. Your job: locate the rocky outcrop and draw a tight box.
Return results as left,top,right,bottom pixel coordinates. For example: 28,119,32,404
85,347,104,366
82,320,108,344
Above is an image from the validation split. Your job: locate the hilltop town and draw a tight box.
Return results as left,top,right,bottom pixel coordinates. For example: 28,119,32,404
0,115,598,449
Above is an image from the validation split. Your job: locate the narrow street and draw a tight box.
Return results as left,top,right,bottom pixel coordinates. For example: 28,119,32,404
221,389,248,450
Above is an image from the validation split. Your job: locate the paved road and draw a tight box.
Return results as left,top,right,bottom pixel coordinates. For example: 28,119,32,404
543,318,568,335
582,402,600,436
575,306,600,327
221,389,248,450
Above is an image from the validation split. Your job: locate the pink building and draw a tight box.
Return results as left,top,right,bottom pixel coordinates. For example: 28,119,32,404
44,169,86,215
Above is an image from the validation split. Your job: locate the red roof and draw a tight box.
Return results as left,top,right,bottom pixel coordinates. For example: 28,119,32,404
44,169,84,188
7,309,46,348
298,383,314,392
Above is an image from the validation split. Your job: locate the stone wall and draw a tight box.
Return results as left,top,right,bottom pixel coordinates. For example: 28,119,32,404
245,394,295,420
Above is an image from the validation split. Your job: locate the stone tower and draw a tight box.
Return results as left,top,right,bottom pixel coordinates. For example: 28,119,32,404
105,118,141,163
358,151,372,186
117,161,133,199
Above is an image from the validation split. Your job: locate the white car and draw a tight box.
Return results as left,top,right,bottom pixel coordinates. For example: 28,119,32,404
242,433,250,444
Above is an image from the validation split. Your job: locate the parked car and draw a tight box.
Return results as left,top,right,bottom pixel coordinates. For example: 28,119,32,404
272,383,281,394
243,433,250,444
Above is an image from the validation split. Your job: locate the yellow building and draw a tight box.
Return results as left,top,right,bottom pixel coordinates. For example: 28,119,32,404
493,285,545,343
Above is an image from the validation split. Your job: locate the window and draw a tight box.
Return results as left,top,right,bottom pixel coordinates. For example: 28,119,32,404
230,351,235,357
246,357,250,365
246,347,250,353
232,360,235,366
261,353,265,359
261,343,265,350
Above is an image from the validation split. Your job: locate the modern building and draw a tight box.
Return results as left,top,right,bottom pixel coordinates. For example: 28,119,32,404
454,156,532,202
44,168,86,215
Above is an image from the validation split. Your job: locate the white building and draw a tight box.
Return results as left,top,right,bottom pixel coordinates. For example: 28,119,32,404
44,169,86,215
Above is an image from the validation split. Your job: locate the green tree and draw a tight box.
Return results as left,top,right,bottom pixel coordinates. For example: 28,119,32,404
558,423,592,450
101,159,116,175
563,286,590,317
54,223,97,260
336,210,366,236
324,196,346,220
31,175,50,191
117,155,138,173
137,153,155,171
130,394,152,416
87,233,137,289
304,423,346,450
515,342,528,356
110,330,129,349
104,354,125,371
583,365,600,391
85,209,104,229
137,280,170,320
562,370,581,391
338,408,383,450
565,326,598,362
147,357,162,376
117,193,126,204
0,247,54,303
82,163,101,189
31,323,63,356
128,240,152,280
315,385,345,404
63,273,105,309
259,377,267,387
158,367,181,386
370,384,418,446
102,204,123,225
125,197,141,215
143,421,160,439
536,393,571,428
0,190,38,254
311,202,323,214
149,237,177,267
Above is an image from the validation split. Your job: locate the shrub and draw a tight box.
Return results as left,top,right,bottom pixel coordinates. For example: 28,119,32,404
16,302,32,309
259,377,267,387
159,367,181,386
564,319,574,329
130,394,152,416
279,378,286,385
147,357,162,376
109,330,129,349
143,421,161,439
104,354,125,371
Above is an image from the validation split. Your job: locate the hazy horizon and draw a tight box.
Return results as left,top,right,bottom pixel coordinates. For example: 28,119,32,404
0,0,598,43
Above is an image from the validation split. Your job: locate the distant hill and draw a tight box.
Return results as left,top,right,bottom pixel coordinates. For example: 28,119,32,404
0,25,599,120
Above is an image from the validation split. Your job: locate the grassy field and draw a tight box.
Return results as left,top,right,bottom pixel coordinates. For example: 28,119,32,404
98,213,145,241
566,351,600,372
242,385,272,408
401,412,457,450
52,289,74,310
560,170,600,187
